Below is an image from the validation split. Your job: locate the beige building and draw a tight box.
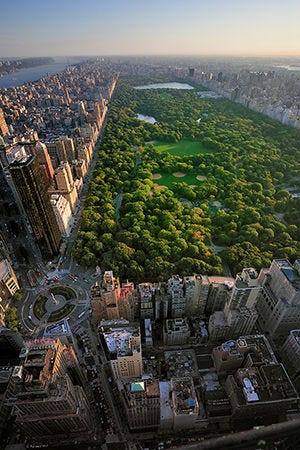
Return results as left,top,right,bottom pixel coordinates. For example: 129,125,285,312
163,318,190,346
0,259,19,317
51,161,78,211
0,108,9,136
119,379,160,430
103,325,142,380
50,194,72,236
171,377,199,429
257,259,300,341
184,274,208,316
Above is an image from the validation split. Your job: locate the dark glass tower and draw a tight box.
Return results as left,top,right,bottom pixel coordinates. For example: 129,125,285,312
9,155,61,258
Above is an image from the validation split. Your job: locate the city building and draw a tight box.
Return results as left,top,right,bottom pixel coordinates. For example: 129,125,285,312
138,283,155,319
91,271,122,322
226,268,262,310
102,325,142,380
184,275,208,316
13,338,94,443
52,161,78,211
209,269,261,343
163,318,190,346
171,377,199,429
0,108,9,136
168,275,185,318
212,335,277,374
50,194,72,236
0,258,19,315
281,330,300,393
257,259,300,341
118,379,160,430
9,155,61,258
205,276,234,315
0,327,24,439
31,141,54,186
225,364,298,429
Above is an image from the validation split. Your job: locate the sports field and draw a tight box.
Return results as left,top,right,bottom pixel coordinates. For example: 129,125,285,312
153,172,202,188
154,140,214,156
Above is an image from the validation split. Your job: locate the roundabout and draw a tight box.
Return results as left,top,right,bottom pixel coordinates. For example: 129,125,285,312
33,285,77,323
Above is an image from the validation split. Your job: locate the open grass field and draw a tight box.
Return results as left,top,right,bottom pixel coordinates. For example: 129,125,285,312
153,172,202,188
159,92,172,99
154,140,215,156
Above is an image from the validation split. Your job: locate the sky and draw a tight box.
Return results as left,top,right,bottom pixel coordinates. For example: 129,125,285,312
0,0,299,57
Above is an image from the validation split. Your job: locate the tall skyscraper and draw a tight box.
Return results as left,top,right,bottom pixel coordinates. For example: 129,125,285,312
32,142,54,186
9,155,61,258
13,338,95,444
257,259,300,341
0,108,9,137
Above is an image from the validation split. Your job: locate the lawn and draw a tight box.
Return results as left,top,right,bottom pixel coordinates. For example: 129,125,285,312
153,172,202,188
159,92,172,99
154,140,214,156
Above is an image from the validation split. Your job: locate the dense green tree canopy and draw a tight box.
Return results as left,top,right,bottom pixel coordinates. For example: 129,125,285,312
73,78,300,279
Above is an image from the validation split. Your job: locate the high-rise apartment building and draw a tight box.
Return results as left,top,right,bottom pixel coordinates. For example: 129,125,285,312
209,269,260,343
31,141,54,186
102,325,142,380
281,330,300,393
257,259,300,341
168,275,185,318
50,194,72,236
53,161,78,211
213,334,298,430
163,318,190,346
0,108,9,136
9,155,61,258
0,327,24,438
13,339,94,443
0,258,19,316
118,379,160,430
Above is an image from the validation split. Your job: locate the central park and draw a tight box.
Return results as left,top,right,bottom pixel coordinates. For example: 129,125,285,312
73,79,300,282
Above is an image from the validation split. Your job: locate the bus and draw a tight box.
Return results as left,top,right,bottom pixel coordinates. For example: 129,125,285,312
78,311,85,319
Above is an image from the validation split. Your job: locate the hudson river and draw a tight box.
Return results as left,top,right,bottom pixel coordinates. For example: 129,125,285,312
0,57,83,89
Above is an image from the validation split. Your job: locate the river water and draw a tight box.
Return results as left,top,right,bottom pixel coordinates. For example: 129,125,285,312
0,57,83,89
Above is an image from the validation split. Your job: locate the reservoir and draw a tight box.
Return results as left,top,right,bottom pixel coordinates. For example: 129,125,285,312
136,113,157,124
134,82,194,90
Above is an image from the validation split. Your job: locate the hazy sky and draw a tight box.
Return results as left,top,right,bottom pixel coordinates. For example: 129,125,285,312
1,0,299,57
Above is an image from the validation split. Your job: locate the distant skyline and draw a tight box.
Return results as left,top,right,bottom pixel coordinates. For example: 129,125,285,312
1,0,300,58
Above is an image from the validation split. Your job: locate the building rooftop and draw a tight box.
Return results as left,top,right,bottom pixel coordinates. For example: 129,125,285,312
0,259,10,280
171,377,198,415
103,326,140,357
165,350,198,378
217,334,277,366
232,364,298,405
43,319,71,338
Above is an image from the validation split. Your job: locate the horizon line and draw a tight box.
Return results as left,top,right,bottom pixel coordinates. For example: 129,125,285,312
1,53,300,59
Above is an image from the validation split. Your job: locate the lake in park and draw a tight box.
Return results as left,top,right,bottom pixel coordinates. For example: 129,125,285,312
136,113,157,124
134,82,194,90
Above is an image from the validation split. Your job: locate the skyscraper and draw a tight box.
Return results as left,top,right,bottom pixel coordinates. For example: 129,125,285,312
9,155,61,258
0,108,9,137
13,338,95,444
257,259,300,341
